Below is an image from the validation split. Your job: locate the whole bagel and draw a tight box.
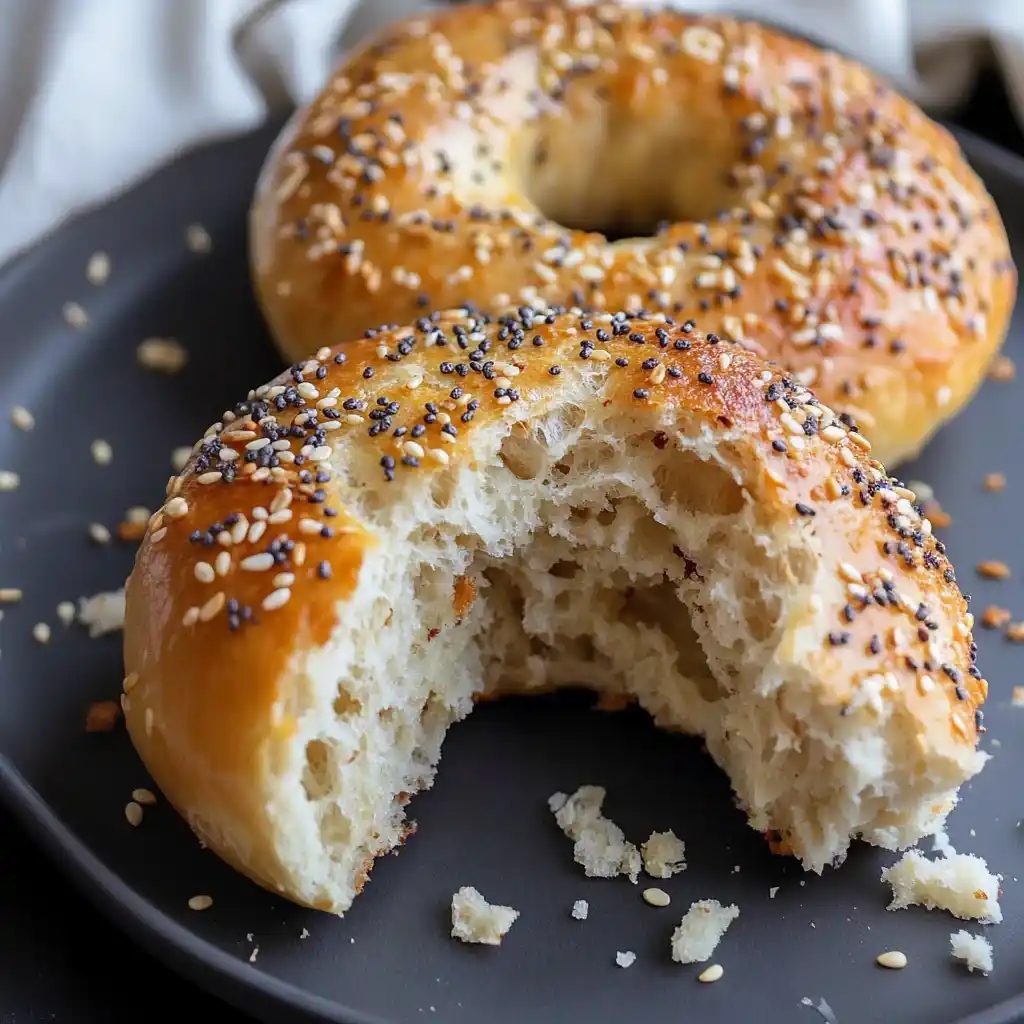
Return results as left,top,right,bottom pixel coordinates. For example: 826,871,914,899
250,0,1015,469
123,307,986,915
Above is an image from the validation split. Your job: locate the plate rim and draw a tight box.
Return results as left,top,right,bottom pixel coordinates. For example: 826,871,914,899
0,120,1022,1024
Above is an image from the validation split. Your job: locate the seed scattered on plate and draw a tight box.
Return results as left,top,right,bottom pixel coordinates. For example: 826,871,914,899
188,894,213,911
132,787,157,805
0,588,23,604
171,446,193,472
615,951,636,969
698,964,724,983
125,801,143,827
981,605,1011,629
86,251,111,285
983,473,1006,492
977,560,1010,580
88,522,112,545
32,622,50,644
1013,687,1024,707
56,601,75,625
0,470,19,491
643,887,671,907
10,406,34,431
91,439,113,465
1007,623,1024,643
185,223,212,253
84,700,121,732
62,301,89,329
876,950,908,970
137,336,188,374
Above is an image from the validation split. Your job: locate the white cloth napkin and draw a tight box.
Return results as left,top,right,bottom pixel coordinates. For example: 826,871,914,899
0,0,1021,269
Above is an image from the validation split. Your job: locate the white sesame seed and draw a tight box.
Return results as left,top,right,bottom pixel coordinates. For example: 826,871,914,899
10,406,34,431
164,497,188,518
125,802,143,827
403,441,426,459
218,448,239,463
32,622,51,644
86,251,111,285
838,563,862,584
123,672,138,693
88,523,112,545
310,445,332,462
0,588,23,603
133,787,156,805
199,592,226,622
642,887,671,907
267,508,293,525
188,895,213,911
247,438,271,451
297,382,320,400
0,470,20,490
240,553,275,572
247,521,267,545
230,516,249,545
63,301,88,328
56,601,75,625
719,353,732,371
194,561,215,584
821,425,845,443
876,951,907,970
273,572,296,589
137,337,188,374
298,518,323,536
144,707,153,736
849,432,872,451
269,489,293,514
698,964,724,983
428,448,449,465
197,471,222,485
918,674,935,695
90,439,113,465
262,588,291,611
182,606,200,626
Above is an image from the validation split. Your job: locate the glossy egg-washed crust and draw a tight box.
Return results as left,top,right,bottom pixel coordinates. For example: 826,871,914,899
123,308,985,895
250,0,1015,468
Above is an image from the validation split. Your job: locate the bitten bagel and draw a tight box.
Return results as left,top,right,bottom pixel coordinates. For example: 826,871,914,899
122,307,987,915
250,0,1015,468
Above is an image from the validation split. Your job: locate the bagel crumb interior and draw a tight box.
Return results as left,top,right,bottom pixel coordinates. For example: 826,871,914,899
269,393,967,912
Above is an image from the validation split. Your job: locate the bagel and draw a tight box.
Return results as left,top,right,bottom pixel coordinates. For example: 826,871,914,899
249,1,1015,469
122,307,987,915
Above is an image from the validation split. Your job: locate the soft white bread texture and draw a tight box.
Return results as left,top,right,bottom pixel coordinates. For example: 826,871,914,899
883,850,1002,923
122,309,988,916
670,900,740,964
450,886,519,945
950,930,994,974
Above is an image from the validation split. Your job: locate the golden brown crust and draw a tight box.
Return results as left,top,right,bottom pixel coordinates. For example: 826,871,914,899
251,1,1015,467
123,309,986,895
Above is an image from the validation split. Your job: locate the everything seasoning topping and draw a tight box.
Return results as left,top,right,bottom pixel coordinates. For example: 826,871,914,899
141,307,981,741
261,0,1012,439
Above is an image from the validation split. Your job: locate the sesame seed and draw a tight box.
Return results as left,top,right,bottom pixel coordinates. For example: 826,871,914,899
262,588,291,611
197,471,222,485
91,439,113,465
57,601,75,625
137,337,188,374
194,561,215,584
63,301,88,328
133,788,157,805
32,622,51,644
642,887,671,907
298,518,323,536
164,496,189,518
977,560,1010,580
123,672,138,693
125,802,143,827
188,895,213,911
876,951,908,970
273,572,296,588
88,522,112,545
11,406,35,431
698,964,724,983
0,470,19,491
86,251,111,285
0,588,23,604
199,591,226,621
240,553,275,572
182,606,200,626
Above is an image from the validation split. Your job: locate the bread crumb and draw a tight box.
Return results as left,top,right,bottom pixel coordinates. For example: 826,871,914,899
950,930,993,974
549,786,641,882
988,355,1016,382
1013,687,1024,707
186,223,212,253
571,899,589,920
85,700,121,733
137,337,188,374
981,605,1011,629
976,560,1010,580
90,439,113,465
615,950,636,968
62,301,88,328
86,252,110,285
1007,624,1024,644
450,886,518,945
922,498,951,528
641,829,686,878
56,601,75,626
983,473,1006,492
10,406,34,431
0,470,19,491
77,588,126,637
670,899,740,964
300,927,310,939
932,828,957,857
882,850,1002,923
768,886,779,898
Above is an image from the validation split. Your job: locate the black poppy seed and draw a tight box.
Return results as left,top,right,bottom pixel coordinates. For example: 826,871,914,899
549,366,562,375
317,560,333,580
402,455,420,467
795,502,816,517
772,439,787,453
975,709,985,732
828,631,850,646
362,367,375,379
869,635,881,655
642,357,659,370
633,388,650,400
698,372,714,385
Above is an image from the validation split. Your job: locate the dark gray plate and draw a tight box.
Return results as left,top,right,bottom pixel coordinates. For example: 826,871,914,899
1,121,1023,1024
